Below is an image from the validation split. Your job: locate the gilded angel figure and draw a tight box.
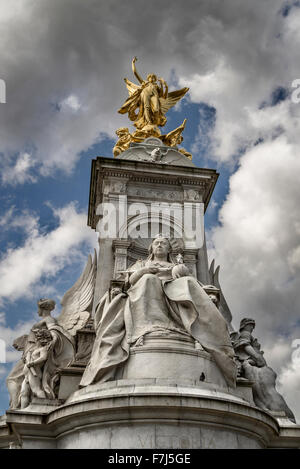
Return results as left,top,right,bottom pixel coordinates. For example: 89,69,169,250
118,57,189,137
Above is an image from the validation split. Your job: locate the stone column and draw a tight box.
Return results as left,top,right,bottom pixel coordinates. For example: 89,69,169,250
112,239,131,279
197,233,210,284
183,249,198,278
92,238,114,315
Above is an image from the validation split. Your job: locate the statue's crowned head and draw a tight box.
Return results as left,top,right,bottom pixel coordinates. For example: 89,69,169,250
239,318,255,332
146,73,157,83
148,234,172,261
37,298,55,315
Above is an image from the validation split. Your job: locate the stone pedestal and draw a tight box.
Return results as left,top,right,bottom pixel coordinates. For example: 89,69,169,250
2,379,300,449
58,366,85,400
1,339,300,449
120,332,227,388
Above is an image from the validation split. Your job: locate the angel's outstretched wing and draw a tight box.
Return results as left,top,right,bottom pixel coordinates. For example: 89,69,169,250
209,259,233,330
124,78,141,96
160,87,189,114
163,119,187,146
57,250,97,336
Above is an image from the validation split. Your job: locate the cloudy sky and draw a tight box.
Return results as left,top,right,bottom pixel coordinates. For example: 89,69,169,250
0,0,300,420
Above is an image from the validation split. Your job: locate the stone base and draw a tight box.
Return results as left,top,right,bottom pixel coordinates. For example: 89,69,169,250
120,332,228,388
1,379,300,449
58,366,85,400
1,333,299,449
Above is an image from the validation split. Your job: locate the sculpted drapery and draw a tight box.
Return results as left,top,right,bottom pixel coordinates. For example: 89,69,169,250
232,318,296,422
6,299,75,409
6,255,97,409
81,237,237,388
118,57,189,135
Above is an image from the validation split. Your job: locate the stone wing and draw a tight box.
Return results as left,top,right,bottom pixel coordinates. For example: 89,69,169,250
57,250,97,336
209,259,233,328
160,87,189,114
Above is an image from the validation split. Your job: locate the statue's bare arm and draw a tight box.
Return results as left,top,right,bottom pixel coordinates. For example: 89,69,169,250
33,316,56,329
27,348,49,368
158,78,168,98
244,345,266,367
132,57,144,84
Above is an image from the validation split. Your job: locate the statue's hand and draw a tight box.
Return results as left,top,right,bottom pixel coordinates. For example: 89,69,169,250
172,264,190,279
255,356,266,367
246,355,266,368
133,56,137,63
146,266,159,274
246,358,256,366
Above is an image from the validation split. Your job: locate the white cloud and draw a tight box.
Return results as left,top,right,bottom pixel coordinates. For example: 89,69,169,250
176,3,300,163
0,206,38,236
277,340,300,421
0,0,296,178
207,135,300,420
0,202,97,303
0,317,34,362
60,94,81,112
1,153,37,185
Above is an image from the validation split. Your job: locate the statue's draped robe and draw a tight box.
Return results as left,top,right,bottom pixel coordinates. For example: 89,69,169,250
118,83,166,130
42,324,75,399
81,261,237,388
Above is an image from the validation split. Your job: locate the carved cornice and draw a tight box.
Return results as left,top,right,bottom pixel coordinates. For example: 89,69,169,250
88,157,219,229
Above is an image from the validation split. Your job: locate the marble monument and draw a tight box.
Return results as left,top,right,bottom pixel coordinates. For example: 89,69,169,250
0,58,299,449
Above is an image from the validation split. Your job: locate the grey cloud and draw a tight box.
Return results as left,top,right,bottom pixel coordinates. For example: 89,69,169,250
1,0,300,419
0,0,291,177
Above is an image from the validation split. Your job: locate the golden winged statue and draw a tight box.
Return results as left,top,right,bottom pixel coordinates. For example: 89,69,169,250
118,57,189,138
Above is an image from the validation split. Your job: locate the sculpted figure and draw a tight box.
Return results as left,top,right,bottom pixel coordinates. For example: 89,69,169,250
81,235,237,388
6,335,28,409
162,119,192,160
113,127,132,157
6,252,97,408
20,328,53,408
118,57,189,137
7,299,75,408
232,318,296,423
149,147,164,162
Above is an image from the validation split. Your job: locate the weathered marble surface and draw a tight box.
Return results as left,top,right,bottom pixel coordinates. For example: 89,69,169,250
232,318,296,423
81,236,236,389
1,380,299,449
118,138,196,167
6,299,75,410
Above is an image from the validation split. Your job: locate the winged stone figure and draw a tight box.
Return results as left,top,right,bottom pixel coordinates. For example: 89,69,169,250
6,251,97,408
57,249,97,336
118,57,189,137
208,259,234,331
